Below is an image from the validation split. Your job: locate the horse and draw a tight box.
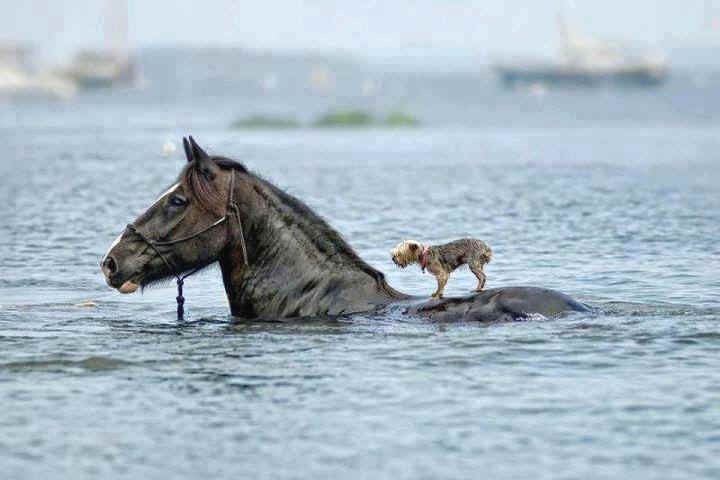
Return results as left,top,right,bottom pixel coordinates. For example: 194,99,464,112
101,137,589,321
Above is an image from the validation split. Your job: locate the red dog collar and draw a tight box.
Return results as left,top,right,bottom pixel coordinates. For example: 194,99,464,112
420,245,430,273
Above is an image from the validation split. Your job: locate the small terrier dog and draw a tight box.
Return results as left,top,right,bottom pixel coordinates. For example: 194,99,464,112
390,238,493,299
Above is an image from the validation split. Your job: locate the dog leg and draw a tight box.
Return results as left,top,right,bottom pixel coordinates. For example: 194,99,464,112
432,271,448,299
470,261,486,291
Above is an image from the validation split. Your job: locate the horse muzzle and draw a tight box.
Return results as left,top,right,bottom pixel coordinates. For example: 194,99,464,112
101,255,139,294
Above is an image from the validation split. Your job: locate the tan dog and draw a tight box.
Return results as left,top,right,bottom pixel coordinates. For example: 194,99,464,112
390,238,493,299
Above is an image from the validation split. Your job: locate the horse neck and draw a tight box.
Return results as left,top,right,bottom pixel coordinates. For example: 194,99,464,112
218,177,404,318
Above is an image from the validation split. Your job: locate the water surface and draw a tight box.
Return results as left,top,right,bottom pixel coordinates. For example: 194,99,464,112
1,51,720,479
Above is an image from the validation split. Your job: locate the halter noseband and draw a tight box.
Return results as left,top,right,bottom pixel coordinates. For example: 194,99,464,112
126,169,248,321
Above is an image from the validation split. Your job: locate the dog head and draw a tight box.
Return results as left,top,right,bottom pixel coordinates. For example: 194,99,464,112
390,240,423,268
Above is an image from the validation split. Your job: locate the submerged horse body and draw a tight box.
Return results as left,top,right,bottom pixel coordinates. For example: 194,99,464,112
102,138,588,321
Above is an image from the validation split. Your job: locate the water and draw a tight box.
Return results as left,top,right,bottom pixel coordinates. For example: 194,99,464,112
1,50,720,479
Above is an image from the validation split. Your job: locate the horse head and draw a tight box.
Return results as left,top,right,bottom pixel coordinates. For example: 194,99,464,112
101,137,249,294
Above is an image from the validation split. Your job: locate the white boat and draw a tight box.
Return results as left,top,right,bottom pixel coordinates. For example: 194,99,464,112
64,0,137,89
65,50,135,89
0,44,77,100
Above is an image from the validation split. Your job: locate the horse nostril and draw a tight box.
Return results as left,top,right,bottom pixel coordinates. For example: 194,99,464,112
103,256,118,275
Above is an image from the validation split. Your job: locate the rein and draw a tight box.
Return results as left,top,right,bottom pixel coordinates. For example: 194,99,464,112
126,169,248,321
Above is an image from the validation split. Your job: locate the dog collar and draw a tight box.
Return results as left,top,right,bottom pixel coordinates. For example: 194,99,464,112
420,245,430,273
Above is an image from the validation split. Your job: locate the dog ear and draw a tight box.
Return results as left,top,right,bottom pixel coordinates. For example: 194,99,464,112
408,243,418,252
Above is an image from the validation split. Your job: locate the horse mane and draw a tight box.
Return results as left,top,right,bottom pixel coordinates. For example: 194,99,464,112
182,155,392,289
181,156,247,215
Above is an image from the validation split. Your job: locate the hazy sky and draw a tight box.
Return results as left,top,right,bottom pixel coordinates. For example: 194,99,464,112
4,0,720,64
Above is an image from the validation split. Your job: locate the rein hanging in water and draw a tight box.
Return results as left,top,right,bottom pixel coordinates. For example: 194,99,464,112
126,169,249,321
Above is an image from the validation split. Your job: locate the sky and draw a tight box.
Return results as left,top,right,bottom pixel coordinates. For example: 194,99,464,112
3,0,720,65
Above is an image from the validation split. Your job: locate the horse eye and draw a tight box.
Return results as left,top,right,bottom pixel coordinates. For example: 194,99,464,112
169,195,187,207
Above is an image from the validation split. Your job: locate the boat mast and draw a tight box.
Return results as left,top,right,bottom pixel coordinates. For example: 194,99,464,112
104,0,129,62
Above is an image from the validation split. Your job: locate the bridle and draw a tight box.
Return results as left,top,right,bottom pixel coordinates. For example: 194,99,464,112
126,169,248,321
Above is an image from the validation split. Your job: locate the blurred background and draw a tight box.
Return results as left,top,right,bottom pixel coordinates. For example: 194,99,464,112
2,0,720,129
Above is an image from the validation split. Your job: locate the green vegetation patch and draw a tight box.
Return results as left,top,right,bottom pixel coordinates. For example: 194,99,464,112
231,115,300,129
384,111,420,127
231,110,421,130
313,110,375,127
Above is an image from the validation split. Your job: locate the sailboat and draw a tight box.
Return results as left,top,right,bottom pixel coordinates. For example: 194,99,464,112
494,15,668,88
0,44,77,99
64,0,136,89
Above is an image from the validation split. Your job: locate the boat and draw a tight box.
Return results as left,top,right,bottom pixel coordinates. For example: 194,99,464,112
64,0,137,89
0,44,77,100
494,15,668,88
65,50,135,89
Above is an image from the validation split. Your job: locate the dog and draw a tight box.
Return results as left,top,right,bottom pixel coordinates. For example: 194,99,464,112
390,238,493,299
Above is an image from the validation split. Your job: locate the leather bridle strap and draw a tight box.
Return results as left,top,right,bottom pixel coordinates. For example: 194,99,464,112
126,169,249,320
227,166,249,266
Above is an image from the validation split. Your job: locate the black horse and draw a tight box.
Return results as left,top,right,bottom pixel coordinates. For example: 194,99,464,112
101,137,588,321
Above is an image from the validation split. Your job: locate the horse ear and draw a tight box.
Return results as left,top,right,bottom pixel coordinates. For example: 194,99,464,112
189,136,209,160
189,136,214,175
182,137,193,163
